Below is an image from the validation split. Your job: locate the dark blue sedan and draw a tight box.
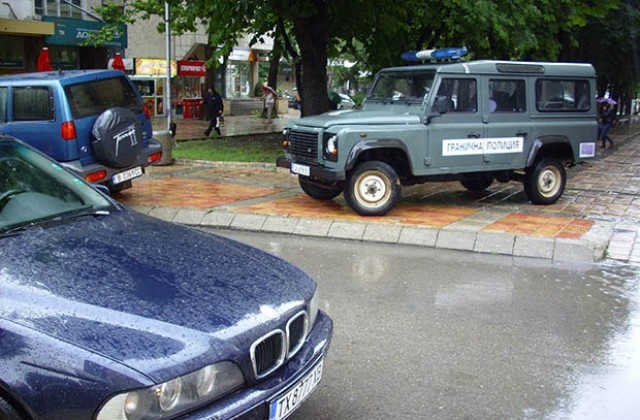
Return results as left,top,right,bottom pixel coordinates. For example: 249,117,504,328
0,135,332,419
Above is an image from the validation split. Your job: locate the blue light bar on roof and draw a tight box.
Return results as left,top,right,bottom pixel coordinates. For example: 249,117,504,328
401,47,468,62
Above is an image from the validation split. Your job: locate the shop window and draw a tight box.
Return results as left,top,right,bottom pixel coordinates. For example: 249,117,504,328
0,36,24,69
13,87,53,122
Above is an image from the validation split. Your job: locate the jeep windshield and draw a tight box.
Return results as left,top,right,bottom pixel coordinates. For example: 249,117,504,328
0,137,116,235
366,70,436,104
65,77,143,119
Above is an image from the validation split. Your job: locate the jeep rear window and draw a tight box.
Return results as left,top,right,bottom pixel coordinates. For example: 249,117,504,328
368,70,436,103
536,79,590,112
65,77,142,119
13,87,54,121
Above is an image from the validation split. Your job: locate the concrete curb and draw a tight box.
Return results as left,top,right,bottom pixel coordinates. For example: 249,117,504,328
129,205,610,262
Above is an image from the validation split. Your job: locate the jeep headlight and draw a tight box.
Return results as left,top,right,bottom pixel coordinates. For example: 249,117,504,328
97,361,244,420
323,133,338,161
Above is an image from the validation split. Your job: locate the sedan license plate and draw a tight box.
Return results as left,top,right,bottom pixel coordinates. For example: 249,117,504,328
269,359,323,420
291,163,310,177
112,166,143,184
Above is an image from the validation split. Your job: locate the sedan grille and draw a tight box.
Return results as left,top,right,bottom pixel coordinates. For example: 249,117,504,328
250,310,309,379
288,130,319,163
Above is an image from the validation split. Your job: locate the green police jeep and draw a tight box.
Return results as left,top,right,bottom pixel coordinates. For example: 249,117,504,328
277,54,597,216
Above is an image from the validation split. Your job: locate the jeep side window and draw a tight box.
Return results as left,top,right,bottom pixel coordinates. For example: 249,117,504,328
488,79,526,113
432,78,477,113
536,79,590,112
13,87,53,122
0,87,6,123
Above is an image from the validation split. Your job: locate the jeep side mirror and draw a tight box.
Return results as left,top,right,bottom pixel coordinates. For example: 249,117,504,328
433,96,450,114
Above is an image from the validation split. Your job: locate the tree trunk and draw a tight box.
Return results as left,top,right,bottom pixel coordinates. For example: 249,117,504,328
293,0,329,117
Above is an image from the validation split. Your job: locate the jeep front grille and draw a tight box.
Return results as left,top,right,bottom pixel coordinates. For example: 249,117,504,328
250,310,309,379
288,130,319,162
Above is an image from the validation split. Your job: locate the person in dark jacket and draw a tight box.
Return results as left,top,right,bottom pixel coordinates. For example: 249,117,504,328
203,85,224,137
598,102,615,148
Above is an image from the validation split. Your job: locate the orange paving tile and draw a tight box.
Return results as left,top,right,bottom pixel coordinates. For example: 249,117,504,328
483,213,594,239
116,177,281,209
235,194,478,227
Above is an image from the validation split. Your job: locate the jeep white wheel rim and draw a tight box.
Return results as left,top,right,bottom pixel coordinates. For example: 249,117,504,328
539,166,561,198
357,173,388,204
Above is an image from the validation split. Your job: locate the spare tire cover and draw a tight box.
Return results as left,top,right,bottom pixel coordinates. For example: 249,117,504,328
91,107,144,168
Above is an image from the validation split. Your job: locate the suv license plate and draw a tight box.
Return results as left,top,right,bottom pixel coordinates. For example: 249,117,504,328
112,166,143,184
269,358,323,420
291,163,310,177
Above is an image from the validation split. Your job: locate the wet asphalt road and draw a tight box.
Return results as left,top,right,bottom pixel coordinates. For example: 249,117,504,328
211,229,640,420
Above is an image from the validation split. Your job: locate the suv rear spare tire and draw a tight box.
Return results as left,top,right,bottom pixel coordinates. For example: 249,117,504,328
344,161,400,216
92,107,143,168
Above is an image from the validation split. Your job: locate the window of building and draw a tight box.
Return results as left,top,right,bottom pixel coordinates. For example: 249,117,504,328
36,0,83,18
0,87,7,124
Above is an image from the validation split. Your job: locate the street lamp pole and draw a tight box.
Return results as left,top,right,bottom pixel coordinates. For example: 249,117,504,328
165,1,172,132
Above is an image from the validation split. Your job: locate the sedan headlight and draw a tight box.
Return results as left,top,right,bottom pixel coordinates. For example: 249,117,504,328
97,361,244,420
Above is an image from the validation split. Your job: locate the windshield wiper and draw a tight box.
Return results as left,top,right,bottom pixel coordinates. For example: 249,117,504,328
0,208,110,237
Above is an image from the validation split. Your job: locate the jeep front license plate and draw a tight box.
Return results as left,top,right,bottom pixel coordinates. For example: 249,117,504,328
291,163,310,177
112,166,143,184
269,358,323,420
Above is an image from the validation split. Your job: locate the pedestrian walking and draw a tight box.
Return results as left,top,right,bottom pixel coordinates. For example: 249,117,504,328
203,85,224,137
598,102,615,148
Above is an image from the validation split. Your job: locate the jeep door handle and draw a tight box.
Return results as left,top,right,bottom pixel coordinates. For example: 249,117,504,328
516,131,528,137
467,132,481,138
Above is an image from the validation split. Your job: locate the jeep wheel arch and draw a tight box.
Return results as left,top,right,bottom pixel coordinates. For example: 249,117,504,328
91,107,144,168
524,158,566,204
344,161,401,216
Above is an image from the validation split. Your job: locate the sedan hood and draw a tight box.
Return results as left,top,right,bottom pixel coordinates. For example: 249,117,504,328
293,108,422,129
0,211,314,382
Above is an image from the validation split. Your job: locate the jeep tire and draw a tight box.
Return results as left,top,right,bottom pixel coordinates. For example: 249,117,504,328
91,107,144,168
524,158,566,204
460,175,493,192
345,161,400,216
299,176,343,200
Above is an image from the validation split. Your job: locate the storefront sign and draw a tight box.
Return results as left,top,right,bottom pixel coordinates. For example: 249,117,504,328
43,17,127,48
135,58,177,77
178,60,206,77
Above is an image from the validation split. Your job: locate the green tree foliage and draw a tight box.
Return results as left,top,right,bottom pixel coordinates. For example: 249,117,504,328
98,0,639,116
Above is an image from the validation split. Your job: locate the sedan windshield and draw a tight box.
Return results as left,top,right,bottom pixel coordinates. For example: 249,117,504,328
0,139,115,233
367,70,436,103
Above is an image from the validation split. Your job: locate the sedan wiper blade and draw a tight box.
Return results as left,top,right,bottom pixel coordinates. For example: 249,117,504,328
0,209,110,237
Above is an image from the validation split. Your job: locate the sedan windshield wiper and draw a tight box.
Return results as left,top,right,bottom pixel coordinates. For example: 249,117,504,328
0,208,110,237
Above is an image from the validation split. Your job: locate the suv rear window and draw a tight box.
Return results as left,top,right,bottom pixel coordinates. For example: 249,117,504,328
65,77,142,119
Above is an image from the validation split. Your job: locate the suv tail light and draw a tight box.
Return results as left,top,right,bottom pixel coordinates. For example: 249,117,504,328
61,121,77,140
143,103,151,120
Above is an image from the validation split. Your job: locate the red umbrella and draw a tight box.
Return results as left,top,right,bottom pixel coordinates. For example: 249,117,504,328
37,47,52,72
262,85,277,96
111,53,126,73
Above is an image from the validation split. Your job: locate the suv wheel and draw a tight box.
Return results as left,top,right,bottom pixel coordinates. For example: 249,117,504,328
460,176,493,192
345,161,400,216
91,107,144,168
299,176,342,200
524,158,566,204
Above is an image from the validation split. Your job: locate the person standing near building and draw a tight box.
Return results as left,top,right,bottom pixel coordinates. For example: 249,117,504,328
598,102,615,148
203,85,224,137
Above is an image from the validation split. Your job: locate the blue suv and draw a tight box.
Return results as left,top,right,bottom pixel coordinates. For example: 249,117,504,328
0,70,162,192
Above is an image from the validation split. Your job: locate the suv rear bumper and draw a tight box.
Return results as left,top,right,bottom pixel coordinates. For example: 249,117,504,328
61,139,162,187
276,157,346,181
